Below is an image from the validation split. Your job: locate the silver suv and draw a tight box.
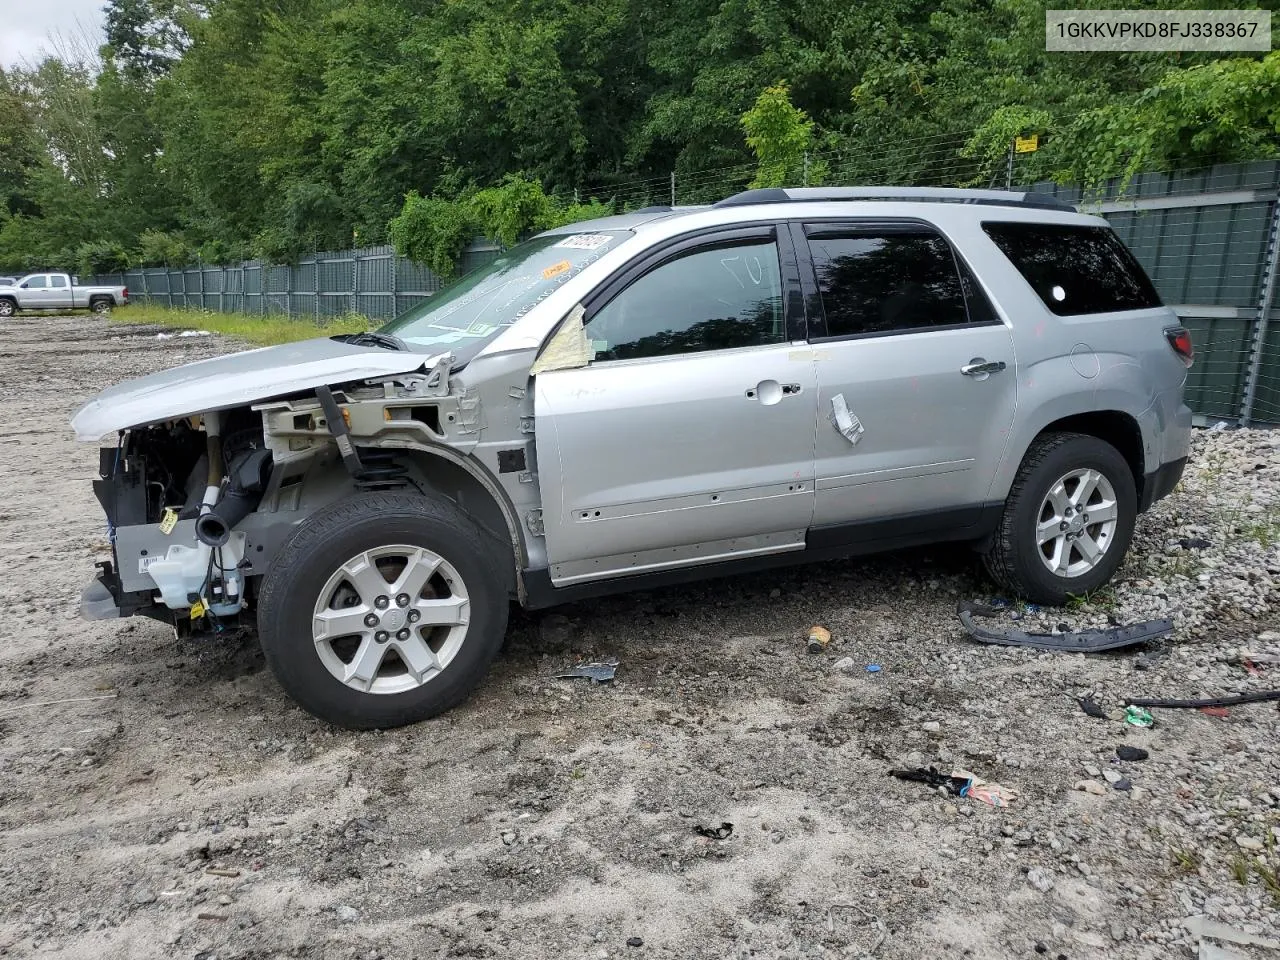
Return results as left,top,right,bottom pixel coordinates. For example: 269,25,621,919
73,187,1193,728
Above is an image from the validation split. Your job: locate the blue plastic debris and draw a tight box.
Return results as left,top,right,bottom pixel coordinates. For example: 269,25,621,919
866,664,882,673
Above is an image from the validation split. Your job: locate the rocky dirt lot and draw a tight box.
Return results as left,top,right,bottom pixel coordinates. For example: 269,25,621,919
0,313,1277,960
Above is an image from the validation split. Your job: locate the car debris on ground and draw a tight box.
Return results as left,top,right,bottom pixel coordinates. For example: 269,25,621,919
889,767,1018,807
957,600,1174,652
552,658,620,683
807,625,832,654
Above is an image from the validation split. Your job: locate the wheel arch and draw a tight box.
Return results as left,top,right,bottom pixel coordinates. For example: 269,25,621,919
1033,411,1144,496
396,446,524,597
994,403,1151,506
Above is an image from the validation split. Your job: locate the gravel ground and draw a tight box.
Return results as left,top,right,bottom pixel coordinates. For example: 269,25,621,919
0,313,1277,960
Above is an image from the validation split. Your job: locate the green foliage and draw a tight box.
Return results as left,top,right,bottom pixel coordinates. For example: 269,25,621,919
468,176,557,247
110,303,368,345
75,240,131,276
387,192,475,278
4,0,1280,268
742,84,827,188
388,178,612,277
960,106,1055,186
544,199,613,228
136,229,192,265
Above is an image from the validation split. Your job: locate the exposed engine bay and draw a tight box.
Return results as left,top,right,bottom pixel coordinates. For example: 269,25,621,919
80,359,535,638
89,409,274,634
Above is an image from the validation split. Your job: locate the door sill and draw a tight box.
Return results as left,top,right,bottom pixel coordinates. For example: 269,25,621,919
523,502,1004,609
549,531,805,586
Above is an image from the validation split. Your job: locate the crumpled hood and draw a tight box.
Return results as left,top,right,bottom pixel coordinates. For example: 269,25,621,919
71,336,441,440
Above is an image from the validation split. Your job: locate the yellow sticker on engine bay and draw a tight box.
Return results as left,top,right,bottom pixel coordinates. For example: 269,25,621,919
159,507,178,535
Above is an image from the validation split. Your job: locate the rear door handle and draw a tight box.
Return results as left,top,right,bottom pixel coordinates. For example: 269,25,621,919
961,358,1007,377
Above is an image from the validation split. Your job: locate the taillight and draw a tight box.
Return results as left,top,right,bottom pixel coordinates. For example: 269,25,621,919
1165,326,1193,367
123,287,129,299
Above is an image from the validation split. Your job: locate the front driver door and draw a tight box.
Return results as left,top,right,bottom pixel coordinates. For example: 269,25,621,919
17,275,51,309
534,226,818,586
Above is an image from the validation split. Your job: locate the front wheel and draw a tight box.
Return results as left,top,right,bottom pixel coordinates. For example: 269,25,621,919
0,299,15,318
257,492,509,728
982,432,1137,605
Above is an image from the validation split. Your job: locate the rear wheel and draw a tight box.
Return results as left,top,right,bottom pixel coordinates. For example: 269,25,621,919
982,432,1137,604
257,492,508,728
90,298,111,314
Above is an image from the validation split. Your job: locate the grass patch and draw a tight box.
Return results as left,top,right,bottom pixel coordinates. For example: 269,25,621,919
1170,846,1202,873
109,304,369,347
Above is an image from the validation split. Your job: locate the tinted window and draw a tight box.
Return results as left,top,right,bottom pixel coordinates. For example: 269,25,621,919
49,275,67,288
22,276,47,289
585,239,784,361
983,222,1161,315
807,229,972,337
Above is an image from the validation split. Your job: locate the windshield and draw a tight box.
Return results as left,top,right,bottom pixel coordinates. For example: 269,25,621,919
379,230,630,361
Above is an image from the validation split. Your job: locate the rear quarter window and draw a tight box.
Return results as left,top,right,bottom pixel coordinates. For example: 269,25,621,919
983,222,1161,316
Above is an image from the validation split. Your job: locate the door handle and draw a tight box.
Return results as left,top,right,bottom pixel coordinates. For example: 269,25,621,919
961,358,1007,377
745,380,802,404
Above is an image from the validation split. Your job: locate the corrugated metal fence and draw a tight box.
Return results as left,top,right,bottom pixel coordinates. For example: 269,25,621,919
94,160,1280,424
94,241,501,323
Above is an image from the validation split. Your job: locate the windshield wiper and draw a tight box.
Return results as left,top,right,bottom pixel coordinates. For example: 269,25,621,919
331,332,408,351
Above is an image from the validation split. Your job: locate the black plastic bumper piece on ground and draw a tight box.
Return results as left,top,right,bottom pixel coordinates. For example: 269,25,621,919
957,601,1174,652
1139,456,1188,512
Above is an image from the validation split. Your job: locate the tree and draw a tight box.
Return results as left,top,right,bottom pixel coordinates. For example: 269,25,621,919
742,83,827,188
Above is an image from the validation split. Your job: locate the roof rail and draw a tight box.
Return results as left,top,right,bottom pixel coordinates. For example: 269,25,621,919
712,186,1076,213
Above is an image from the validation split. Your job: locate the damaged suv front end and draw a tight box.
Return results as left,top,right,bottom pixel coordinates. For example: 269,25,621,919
74,228,634,651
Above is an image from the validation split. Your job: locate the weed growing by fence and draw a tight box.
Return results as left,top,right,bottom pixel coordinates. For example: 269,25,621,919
110,305,369,347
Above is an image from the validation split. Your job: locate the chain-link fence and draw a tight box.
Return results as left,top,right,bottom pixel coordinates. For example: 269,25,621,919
95,159,1280,424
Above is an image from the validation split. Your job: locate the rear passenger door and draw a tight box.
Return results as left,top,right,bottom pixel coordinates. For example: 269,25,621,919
793,220,1017,534
46,274,73,309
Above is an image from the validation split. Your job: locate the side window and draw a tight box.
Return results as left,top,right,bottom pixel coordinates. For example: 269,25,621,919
21,276,47,289
584,239,784,362
49,275,67,288
806,227,977,338
983,222,1161,316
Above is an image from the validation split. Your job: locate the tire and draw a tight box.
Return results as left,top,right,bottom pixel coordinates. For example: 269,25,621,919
257,491,509,729
982,432,1137,605
0,299,15,318
90,298,111,315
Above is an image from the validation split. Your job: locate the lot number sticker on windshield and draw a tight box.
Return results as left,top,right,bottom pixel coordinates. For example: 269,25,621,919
542,259,572,280
555,234,612,250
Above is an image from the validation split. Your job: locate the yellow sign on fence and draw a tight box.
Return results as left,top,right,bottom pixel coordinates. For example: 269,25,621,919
1015,135,1040,154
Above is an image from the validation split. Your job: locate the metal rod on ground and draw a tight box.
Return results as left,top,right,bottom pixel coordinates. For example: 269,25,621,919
1240,191,1280,426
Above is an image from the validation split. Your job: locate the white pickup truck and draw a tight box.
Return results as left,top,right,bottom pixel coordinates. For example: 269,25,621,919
0,272,129,317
